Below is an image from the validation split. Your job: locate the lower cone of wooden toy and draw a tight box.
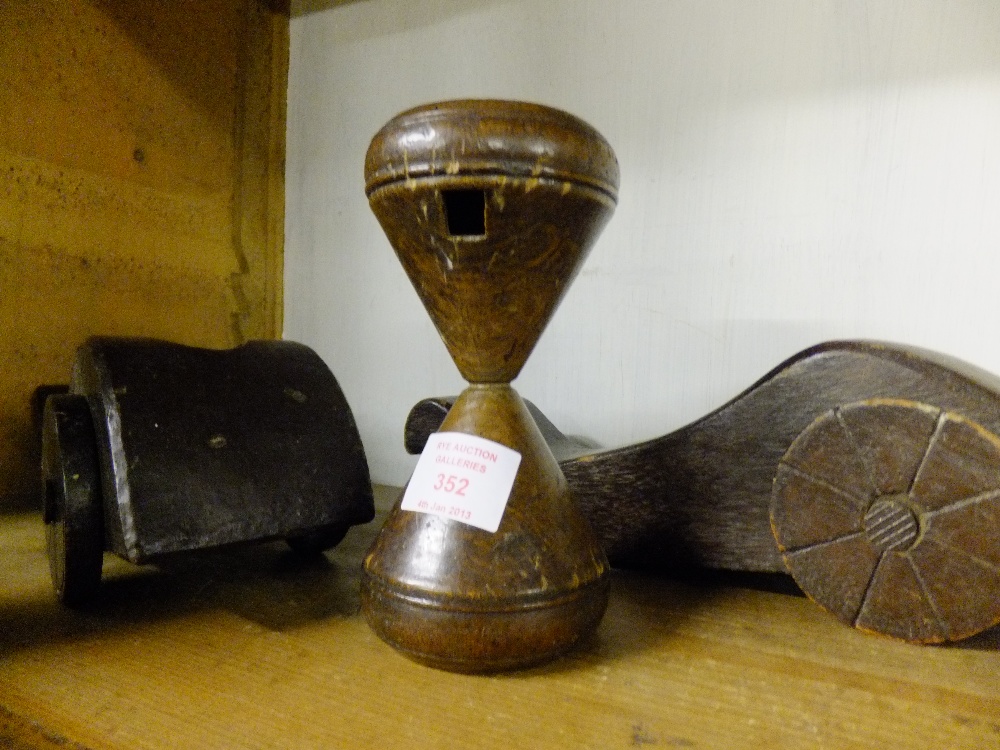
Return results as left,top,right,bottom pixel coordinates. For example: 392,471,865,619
361,383,609,673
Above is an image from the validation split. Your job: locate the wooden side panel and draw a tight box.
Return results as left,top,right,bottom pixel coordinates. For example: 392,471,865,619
0,0,288,505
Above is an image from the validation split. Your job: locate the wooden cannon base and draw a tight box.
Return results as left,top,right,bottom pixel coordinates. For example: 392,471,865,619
42,337,374,606
404,340,1000,644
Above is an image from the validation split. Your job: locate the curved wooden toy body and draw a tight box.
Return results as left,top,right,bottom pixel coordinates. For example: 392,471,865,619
405,340,1000,643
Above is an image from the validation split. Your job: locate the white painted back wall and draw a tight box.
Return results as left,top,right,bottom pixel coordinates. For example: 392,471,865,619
285,0,1000,486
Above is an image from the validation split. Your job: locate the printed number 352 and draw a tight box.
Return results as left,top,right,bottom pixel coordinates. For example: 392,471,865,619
433,474,468,496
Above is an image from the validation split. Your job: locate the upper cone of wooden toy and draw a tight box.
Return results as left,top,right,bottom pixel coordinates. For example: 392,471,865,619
364,100,619,383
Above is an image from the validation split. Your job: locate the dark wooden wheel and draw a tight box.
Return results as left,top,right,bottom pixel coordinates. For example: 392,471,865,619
41,394,105,606
771,399,1000,643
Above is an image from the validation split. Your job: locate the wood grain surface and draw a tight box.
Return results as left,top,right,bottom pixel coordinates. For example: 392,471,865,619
1,486,998,749
361,99,617,671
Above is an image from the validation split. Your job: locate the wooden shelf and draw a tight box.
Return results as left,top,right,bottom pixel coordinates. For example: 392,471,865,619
1,485,998,749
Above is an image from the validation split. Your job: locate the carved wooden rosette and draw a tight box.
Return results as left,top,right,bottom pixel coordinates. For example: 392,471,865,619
772,399,1000,643
362,100,619,671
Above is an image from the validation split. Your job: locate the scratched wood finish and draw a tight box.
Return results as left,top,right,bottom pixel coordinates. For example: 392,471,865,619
405,341,1000,643
1,486,998,750
361,100,617,671
363,100,619,384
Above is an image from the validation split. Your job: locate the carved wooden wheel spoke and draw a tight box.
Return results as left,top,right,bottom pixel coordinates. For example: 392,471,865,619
771,399,1000,643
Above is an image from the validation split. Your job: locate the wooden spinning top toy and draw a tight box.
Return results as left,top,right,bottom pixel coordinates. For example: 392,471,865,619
361,100,619,672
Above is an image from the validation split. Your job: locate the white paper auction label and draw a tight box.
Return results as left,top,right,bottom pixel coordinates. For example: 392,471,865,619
400,432,522,533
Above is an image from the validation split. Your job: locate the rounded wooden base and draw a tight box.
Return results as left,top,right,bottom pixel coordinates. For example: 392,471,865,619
361,570,609,673
362,384,609,672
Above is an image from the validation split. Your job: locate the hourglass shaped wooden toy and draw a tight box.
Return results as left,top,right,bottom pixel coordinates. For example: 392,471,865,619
361,100,619,672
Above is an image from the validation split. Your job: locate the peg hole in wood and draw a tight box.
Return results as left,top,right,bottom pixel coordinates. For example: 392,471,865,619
442,189,486,237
